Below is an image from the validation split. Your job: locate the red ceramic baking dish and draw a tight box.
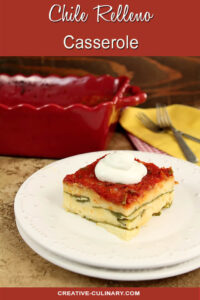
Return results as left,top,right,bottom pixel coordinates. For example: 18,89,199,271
0,74,147,158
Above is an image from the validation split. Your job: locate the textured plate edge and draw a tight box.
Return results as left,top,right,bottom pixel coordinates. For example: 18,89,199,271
16,220,200,282
14,150,200,270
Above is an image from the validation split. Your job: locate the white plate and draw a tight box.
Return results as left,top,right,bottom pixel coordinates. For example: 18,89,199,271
16,220,200,281
14,151,200,270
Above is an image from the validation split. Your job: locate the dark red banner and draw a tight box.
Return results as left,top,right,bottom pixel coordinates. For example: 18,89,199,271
0,0,200,56
1,288,199,300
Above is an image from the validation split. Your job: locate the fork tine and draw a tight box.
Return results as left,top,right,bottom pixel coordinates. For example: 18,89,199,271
156,103,164,127
137,113,158,132
161,106,168,126
137,113,151,128
139,113,153,125
136,112,161,132
141,113,160,131
159,105,169,127
137,113,150,125
156,103,171,128
160,105,167,127
163,105,172,126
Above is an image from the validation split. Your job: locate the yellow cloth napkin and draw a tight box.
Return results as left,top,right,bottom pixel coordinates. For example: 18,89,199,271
120,104,200,165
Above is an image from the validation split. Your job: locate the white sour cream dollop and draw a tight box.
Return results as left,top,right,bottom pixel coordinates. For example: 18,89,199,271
95,152,147,184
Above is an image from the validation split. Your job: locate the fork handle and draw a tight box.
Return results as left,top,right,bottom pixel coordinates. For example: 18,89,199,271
180,132,200,143
171,127,198,163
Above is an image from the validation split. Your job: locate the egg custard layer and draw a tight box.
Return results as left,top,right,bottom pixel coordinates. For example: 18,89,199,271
63,158,175,241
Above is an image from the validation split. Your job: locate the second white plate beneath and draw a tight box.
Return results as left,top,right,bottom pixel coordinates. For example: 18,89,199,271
16,220,200,281
14,151,200,270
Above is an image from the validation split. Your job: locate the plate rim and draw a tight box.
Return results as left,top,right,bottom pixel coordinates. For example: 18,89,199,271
16,220,200,282
14,150,200,270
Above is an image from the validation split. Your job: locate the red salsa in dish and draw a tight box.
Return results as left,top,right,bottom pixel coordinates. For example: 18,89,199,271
63,157,173,207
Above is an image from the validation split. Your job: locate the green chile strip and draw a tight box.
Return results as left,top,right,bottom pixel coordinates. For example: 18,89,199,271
94,190,173,221
67,193,90,203
64,190,173,229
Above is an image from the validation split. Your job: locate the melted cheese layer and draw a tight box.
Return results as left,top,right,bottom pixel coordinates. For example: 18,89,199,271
63,177,174,216
63,191,173,236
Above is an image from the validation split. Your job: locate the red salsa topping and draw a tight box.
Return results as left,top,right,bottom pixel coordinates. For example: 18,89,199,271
63,157,173,207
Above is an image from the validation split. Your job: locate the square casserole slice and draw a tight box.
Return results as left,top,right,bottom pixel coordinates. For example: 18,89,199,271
63,157,175,240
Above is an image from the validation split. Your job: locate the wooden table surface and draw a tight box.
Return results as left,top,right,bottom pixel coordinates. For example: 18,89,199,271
0,57,200,287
